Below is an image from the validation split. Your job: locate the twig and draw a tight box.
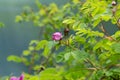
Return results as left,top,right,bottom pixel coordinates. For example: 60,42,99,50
28,49,36,73
84,58,100,70
106,64,120,70
113,14,120,30
99,21,109,36
99,21,115,41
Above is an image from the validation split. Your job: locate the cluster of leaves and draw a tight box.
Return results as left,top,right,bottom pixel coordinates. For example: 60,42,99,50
7,0,120,80
0,22,4,28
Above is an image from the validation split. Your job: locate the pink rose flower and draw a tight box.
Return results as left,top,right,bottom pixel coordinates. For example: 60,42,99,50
10,74,24,80
10,76,18,80
52,32,62,41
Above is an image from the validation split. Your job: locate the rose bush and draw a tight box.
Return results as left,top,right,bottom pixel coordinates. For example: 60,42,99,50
6,0,120,80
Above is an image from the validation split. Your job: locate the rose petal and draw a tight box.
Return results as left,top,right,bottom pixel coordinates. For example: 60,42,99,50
18,74,24,80
10,76,18,80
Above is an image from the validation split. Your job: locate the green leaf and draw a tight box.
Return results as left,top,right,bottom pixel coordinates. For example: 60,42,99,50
39,68,62,80
93,39,112,51
93,18,101,27
91,6,100,17
111,17,117,24
35,0,43,8
29,40,39,46
72,0,80,4
64,52,72,61
64,50,88,62
102,14,111,21
76,28,104,38
39,8,46,16
21,57,30,66
35,40,48,50
105,71,113,77
111,42,120,53
15,15,23,22
23,50,31,56
28,46,34,51
7,55,22,63
29,76,39,80
43,46,49,57
99,52,110,61
72,21,80,30
78,23,87,29
43,41,57,57
74,36,86,44
71,50,89,61
56,52,64,63
0,22,4,28
63,18,75,24
114,31,120,38
33,65,45,71
49,3,58,14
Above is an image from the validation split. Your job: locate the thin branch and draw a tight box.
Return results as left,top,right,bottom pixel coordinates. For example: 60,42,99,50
113,14,120,30
99,21,115,41
28,49,36,73
99,21,109,36
106,64,120,70
84,58,100,70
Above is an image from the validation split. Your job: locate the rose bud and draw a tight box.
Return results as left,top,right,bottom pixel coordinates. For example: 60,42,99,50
112,1,117,6
64,27,69,36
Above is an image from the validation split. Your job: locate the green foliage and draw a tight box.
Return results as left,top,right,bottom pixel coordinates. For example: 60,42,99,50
7,55,22,63
6,0,120,80
39,68,63,80
0,76,9,80
0,22,4,28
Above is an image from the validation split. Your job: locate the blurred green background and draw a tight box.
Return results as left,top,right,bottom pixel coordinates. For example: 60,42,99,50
0,0,69,76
